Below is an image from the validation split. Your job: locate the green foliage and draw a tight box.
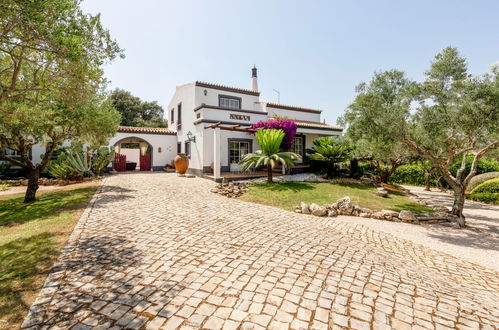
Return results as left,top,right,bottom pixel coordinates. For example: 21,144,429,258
0,0,122,202
390,164,427,186
471,178,499,194
466,192,499,204
0,184,9,191
307,137,352,178
240,129,301,183
0,186,96,326
47,145,110,180
90,147,114,175
339,70,413,181
0,163,11,178
450,156,499,177
109,89,167,127
238,182,434,213
342,47,499,223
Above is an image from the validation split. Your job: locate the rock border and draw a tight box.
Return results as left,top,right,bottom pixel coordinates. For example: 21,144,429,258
0,176,103,187
295,196,455,225
210,182,248,198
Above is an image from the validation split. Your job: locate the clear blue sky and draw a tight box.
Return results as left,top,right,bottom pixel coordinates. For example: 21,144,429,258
82,0,499,125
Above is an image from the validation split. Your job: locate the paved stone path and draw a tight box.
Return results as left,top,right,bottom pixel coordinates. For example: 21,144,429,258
24,173,499,329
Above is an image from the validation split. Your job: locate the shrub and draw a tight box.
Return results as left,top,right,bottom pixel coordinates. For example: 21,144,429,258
471,178,499,194
46,148,92,180
0,162,11,178
390,164,427,186
466,192,499,204
90,147,113,175
0,183,9,191
450,156,499,177
307,138,352,178
467,172,499,192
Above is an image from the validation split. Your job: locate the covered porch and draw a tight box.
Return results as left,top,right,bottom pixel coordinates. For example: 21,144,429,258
203,164,311,181
205,122,323,182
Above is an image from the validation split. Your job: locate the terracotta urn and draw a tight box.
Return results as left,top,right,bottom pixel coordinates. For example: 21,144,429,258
174,153,189,174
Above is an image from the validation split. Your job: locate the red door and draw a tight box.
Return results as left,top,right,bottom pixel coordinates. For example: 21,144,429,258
140,153,151,171
114,153,126,172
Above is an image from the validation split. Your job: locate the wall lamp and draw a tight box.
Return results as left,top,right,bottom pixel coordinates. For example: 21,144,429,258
187,131,196,143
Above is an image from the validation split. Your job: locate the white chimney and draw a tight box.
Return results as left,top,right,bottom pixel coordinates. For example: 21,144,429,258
251,65,258,92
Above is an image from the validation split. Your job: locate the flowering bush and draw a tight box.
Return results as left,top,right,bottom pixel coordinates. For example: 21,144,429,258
251,118,297,150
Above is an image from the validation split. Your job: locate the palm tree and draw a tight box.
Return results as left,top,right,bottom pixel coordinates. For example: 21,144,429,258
307,137,352,178
240,129,301,183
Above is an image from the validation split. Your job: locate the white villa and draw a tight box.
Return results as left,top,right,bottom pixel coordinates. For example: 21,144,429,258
8,67,342,180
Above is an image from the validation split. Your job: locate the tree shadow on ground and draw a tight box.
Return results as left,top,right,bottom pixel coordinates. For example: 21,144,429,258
0,188,97,227
253,182,316,192
90,185,136,208
426,226,499,251
38,235,186,327
0,233,59,325
406,187,499,251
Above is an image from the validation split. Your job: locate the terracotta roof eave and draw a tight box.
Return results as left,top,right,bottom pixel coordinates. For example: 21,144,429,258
195,81,260,96
294,120,343,131
117,126,176,135
263,102,323,114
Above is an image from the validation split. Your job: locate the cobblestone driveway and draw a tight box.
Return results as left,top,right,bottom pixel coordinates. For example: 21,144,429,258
24,173,499,329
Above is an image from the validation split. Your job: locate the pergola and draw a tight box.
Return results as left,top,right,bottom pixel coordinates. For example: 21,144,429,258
204,122,255,179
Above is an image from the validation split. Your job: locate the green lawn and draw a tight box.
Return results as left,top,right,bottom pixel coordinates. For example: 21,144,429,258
0,185,98,328
238,181,433,213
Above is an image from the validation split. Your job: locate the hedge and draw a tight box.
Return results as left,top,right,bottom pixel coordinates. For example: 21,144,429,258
471,178,499,194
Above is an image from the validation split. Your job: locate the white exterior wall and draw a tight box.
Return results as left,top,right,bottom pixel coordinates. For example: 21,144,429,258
194,86,261,111
195,108,267,124
265,106,321,122
109,132,177,169
167,84,203,171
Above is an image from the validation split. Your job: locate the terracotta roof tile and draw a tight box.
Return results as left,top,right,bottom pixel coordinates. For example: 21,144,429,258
195,81,260,96
263,102,323,114
117,126,176,135
294,120,343,131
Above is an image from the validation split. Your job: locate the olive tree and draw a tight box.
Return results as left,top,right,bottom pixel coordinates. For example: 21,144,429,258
340,70,413,183
0,0,123,202
344,48,499,227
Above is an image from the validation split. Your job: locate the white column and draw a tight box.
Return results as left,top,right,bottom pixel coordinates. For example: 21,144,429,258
214,127,221,180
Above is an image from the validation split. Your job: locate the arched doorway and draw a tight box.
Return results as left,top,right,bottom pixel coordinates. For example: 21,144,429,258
113,136,153,171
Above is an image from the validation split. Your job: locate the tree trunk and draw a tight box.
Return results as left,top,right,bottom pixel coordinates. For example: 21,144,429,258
24,168,40,203
349,159,359,178
451,188,466,228
267,164,273,183
424,171,431,191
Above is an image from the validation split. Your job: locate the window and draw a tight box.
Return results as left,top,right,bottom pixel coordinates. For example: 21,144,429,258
177,103,182,126
290,136,304,158
219,95,241,109
3,147,21,158
177,142,181,154
3,147,32,162
185,141,191,157
170,108,174,123
229,140,251,164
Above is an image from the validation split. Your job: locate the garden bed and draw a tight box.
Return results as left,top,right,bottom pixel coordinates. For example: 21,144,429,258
237,181,433,214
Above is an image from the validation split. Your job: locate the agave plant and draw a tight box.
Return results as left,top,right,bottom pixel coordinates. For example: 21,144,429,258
65,151,93,177
90,147,113,175
240,129,301,183
307,137,352,178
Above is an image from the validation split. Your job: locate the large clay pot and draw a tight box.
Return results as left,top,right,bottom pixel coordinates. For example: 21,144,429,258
174,153,189,174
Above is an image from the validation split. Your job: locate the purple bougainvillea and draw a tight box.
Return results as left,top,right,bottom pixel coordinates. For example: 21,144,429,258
251,118,297,150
